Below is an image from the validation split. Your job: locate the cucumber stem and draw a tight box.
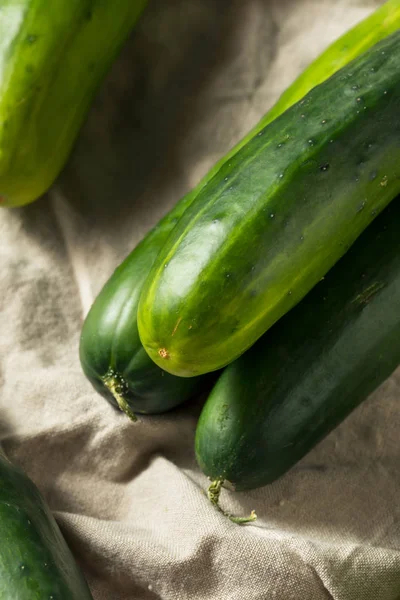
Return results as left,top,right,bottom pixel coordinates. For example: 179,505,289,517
207,479,257,525
103,373,137,423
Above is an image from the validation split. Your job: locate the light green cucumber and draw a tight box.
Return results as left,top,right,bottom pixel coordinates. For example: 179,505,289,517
0,0,147,207
138,31,400,377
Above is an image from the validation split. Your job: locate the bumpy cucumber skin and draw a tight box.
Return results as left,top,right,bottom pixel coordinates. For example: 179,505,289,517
0,451,92,599
138,31,400,378
0,0,147,208
79,216,207,415
195,198,400,492
80,2,400,413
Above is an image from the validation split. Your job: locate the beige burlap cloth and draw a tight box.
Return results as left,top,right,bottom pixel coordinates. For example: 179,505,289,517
1,1,400,598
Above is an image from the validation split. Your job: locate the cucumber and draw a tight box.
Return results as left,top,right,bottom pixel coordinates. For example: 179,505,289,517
0,0,147,208
195,196,400,499
138,30,400,378
80,3,400,419
79,230,209,420
0,449,93,598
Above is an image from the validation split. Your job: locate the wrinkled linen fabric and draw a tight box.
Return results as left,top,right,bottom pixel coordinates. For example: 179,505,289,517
1,1,400,598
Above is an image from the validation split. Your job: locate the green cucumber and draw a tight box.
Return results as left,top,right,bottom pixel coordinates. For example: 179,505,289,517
138,30,400,378
0,0,147,208
80,2,400,419
195,197,400,502
0,449,93,598
79,230,208,420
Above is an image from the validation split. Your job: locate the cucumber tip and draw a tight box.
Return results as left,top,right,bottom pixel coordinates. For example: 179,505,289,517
102,371,137,423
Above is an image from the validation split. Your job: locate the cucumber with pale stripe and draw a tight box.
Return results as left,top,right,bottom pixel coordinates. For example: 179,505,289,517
138,30,400,377
0,0,147,207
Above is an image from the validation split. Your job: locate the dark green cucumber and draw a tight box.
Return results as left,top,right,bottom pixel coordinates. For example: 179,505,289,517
138,30,400,378
80,5,400,418
195,197,400,496
0,449,92,598
79,226,208,420
0,0,147,208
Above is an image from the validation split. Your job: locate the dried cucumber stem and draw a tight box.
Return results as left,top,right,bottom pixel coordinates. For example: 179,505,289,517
102,370,137,423
207,479,257,525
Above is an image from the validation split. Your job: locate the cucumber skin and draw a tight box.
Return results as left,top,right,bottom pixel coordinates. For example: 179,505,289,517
195,198,400,492
138,30,400,378
80,2,400,414
0,0,147,208
0,451,92,599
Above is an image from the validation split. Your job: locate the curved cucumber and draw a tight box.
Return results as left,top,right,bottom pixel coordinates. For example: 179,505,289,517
138,31,400,377
0,449,93,598
80,2,400,418
195,197,400,494
0,0,147,208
